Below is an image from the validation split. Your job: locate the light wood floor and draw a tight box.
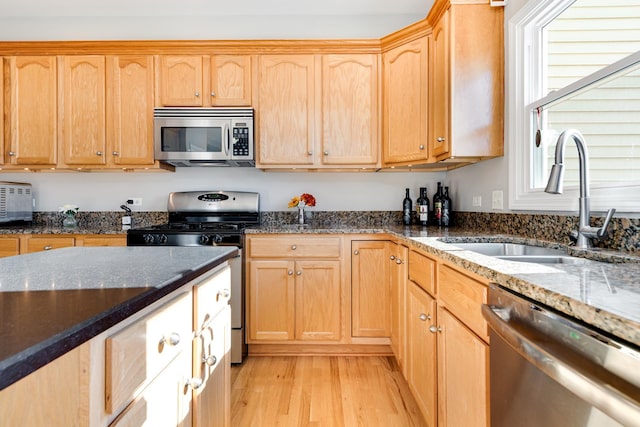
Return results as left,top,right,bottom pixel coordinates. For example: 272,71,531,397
231,356,427,426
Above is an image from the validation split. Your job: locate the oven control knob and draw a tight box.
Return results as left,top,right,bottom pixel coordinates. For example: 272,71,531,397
157,234,168,244
199,234,210,245
213,234,223,244
143,234,155,244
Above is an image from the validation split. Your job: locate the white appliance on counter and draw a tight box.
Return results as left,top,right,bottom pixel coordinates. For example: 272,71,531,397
0,182,33,223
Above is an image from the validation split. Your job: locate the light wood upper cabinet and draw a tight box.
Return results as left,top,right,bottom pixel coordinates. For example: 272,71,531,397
428,3,504,162
158,54,252,107
107,55,155,166
320,54,379,166
60,55,107,166
210,55,252,106
256,55,317,166
382,36,429,165
4,56,58,166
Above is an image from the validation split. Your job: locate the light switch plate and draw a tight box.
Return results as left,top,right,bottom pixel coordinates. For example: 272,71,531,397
472,196,482,207
492,190,504,210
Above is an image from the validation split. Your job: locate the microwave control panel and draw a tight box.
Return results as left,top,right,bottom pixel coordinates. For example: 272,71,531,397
232,127,251,157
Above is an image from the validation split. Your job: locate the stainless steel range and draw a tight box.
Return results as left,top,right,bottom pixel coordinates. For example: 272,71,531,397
127,190,260,364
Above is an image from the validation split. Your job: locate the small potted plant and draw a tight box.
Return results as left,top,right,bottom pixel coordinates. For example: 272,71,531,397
59,204,79,229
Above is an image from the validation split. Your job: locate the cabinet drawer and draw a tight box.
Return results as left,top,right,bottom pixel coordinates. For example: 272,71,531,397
408,249,437,296
105,291,192,414
0,237,20,258
247,236,341,258
438,264,488,342
24,236,75,253
194,266,231,333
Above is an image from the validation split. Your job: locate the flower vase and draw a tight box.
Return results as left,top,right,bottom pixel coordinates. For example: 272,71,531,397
298,207,305,225
63,213,78,229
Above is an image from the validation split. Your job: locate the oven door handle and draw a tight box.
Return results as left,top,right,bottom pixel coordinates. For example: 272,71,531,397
482,304,640,426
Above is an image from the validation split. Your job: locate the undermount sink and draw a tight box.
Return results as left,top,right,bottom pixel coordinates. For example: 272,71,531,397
446,242,589,265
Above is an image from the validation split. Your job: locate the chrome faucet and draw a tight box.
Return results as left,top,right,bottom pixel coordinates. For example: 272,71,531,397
544,129,616,249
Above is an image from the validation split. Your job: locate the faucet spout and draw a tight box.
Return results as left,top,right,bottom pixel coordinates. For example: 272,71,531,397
544,129,614,249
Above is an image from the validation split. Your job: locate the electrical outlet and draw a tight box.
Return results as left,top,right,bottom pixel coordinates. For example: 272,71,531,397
492,190,504,210
127,198,142,206
472,196,482,207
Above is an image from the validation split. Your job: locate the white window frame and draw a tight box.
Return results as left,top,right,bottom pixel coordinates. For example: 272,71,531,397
508,0,640,213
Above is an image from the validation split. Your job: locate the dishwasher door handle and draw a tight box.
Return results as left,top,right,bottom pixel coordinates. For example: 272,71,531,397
482,304,640,427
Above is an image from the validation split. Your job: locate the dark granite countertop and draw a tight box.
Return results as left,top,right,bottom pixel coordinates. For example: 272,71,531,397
0,246,238,391
246,224,640,348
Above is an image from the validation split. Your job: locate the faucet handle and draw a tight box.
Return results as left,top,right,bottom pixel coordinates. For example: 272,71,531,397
596,208,616,238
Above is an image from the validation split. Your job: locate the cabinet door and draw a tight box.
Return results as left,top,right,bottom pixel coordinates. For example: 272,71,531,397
210,55,251,106
257,55,316,166
390,243,408,368
431,10,450,159
0,236,20,257
193,306,230,427
5,56,58,165
406,281,437,426
159,55,204,106
61,55,107,166
247,259,295,341
295,260,341,341
437,307,489,427
383,37,428,164
321,54,379,166
351,240,391,337
107,55,155,166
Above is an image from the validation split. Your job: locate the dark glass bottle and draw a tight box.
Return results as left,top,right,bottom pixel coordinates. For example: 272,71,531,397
402,188,412,226
433,182,443,226
442,186,451,227
416,187,429,227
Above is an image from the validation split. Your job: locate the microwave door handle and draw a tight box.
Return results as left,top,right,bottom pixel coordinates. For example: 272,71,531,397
223,123,230,156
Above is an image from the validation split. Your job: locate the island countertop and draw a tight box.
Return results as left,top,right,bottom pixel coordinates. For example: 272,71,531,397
0,246,238,391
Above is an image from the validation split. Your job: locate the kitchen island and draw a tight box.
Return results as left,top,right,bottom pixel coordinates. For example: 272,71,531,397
0,246,238,391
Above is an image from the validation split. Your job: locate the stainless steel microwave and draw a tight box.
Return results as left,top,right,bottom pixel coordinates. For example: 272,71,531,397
154,108,254,167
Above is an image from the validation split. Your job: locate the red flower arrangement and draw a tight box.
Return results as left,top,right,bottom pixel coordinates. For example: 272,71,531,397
288,193,316,208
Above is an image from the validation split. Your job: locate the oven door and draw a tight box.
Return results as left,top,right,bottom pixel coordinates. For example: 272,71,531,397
154,117,230,162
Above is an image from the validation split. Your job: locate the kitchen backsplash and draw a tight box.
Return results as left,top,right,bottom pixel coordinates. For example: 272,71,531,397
31,210,639,254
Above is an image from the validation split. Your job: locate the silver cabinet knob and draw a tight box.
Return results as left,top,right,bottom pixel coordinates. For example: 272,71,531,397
419,313,431,321
210,92,216,97
8,151,15,156
43,245,53,250
323,151,329,155
390,255,396,260
96,151,103,156
217,289,230,299
353,250,359,255
307,151,313,155
160,332,181,346
296,271,302,276
288,270,294,275
291,245,297,250
112,151,119,156
203,354,217,367
396,258,402,264
187,377,204,390
419,145,425,150
429,325,442,334
437,137,446,142
195,92,200,97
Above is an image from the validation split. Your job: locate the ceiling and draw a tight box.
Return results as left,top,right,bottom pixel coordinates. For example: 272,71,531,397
1,0,434,17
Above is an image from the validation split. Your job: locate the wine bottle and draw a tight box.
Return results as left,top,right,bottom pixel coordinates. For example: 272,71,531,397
402,188,412,226
416,187,429,227
434,182,443,226
442,186,451,227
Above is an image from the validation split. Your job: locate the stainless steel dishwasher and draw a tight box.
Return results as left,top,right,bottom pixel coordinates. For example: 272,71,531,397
482,284,640,427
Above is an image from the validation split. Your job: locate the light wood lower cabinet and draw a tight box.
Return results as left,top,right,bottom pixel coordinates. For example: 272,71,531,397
389,242,408,369
23,235,76,253
0,236,20,257
0,233,127,256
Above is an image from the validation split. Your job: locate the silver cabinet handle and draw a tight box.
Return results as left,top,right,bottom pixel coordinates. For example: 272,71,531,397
217,289,230,299
396,258,402,264
43,245,53,250
195,92,200,97
419,145,425,150
296,271,302,276
210,92,216,97
307,151,313,155
112,151,119,156
96,151,103,156
419,313,431,321
437,137,446,142
353,250,359,255
323,151,329,155
291,245,297,250
288,270,294,275
203,354,217,367
187,377,204,390
160,332,181,346
429,325,442,333
8,151,15,156
390,255,396,260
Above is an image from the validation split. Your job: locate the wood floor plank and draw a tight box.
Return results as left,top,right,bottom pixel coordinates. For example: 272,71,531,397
231,356,427,427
